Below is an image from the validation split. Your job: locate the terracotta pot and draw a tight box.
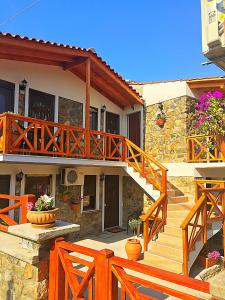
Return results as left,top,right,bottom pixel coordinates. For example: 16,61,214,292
156,118,166,127
62,194,69,202
198,256,218,269
70,203,80,213
27,208,59,228
216,135,225,158
125,239,142,261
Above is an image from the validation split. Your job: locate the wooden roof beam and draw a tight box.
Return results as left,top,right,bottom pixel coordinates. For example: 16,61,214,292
63,57,87,71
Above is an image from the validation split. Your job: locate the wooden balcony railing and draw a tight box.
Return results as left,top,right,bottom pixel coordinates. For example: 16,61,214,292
0,194,35,232
187,134,224,162
49,237,212,300
181,180,225,276
0,113,126,161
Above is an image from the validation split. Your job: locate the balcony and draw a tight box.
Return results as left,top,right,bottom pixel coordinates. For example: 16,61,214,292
187,134,225,163
0,113,126,162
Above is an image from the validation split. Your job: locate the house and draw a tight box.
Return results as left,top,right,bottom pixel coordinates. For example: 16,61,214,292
0,32,146,237
130,77,225,274
201,0,225,70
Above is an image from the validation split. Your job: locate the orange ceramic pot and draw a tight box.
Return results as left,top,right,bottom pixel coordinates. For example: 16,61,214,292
216,135,225,158
62,194,69,202
156,118,166,127
70,203,80,213
125,239,142,261
27,208,59,228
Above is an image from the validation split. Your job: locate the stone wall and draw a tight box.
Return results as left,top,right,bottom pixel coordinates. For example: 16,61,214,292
0,252,47,300
145,95,198,163
122,176,144,227
168,176,196,201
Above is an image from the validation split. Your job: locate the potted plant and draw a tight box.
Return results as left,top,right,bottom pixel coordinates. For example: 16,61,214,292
70,195,82,213
199,250,221,269
26,195,58,228
125,218,142,261
156,103,166,128
58,186,73,202
194,91,225,157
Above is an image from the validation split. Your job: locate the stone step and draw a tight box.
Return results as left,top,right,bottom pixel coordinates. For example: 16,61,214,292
167,217,183,226
167,210,190,219
167,202,193,211
150,242,183,261
144,252,183,274
156,233,183,248
168,196,189,204
167,189,183,197
163,225,183,237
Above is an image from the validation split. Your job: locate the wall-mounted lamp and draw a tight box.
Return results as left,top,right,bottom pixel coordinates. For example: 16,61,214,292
101,105,106,113
16,171,24,182
19,79,27,94
100,173,105,182
131,105,135,111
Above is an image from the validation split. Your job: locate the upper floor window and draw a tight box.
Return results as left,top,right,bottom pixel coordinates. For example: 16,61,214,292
29,89,55,121
58,97,83,127
90,107,98,131
0,79,14,114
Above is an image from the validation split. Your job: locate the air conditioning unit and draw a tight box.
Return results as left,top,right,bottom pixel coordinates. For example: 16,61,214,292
205,0,221,47
60,168,84,186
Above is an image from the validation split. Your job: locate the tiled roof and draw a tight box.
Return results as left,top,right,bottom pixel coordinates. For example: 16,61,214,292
129,76,225,85
0,32,143,102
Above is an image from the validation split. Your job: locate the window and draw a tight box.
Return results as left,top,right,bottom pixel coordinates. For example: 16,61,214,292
29,89,55,121
83,175,96,211
90,107,98,130
0,79,14,114
0,175,10,210
59,97,83,127
25,175,51,199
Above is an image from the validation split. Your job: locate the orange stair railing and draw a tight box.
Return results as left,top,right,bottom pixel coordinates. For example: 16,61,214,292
181,180,225,275
0,194,35,231
125,138,168,251
49,238,212,300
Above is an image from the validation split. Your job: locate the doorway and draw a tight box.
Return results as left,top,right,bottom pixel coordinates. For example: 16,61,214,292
104,175,119,229
128,111,141,147
106,112,120,134
25,175,51,199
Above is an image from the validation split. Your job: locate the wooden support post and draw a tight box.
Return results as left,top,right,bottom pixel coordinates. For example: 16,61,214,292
182,229,189,276
85,58,91,157
143,221,149,252
2,113,10,154
95,249,115,300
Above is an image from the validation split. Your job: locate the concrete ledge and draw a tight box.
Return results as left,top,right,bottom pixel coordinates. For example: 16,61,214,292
8,220,80,242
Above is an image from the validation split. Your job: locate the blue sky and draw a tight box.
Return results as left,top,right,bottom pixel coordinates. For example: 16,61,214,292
1,0,224,82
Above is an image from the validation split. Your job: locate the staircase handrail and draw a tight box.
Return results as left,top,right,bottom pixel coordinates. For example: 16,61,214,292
181,184,225,276
125,138,167,193
141,193,166,222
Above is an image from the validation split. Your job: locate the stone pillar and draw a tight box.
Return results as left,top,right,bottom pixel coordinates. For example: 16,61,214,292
0,221,80,300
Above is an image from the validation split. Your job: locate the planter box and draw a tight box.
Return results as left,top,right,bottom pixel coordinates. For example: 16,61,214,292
198,256,219,269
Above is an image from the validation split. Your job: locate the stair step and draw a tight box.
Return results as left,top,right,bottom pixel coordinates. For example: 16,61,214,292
150,241,183,259
167,210,190,218
168,196,189,204
167,202,193,211
167,189,183,197
167,217,183,226
163,225,183,237
144,252,183,274
156,233,183,247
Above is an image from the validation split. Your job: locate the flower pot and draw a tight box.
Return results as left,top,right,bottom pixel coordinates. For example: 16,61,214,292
216,135,225,158
198,256,218,269
27,208,59,228
156,118,166,127
62,194,69,202
70,203,80,213
125,238,142,261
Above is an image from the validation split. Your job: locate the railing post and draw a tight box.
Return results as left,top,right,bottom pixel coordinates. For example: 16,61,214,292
143,220,149,252
20,194,35,224
122,137,127,161
182,228,189,276
95,249,114,300
2,113,11,154
86,129,90,158
202,201,207,244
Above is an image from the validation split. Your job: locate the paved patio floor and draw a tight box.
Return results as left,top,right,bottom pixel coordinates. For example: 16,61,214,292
74,231,212,300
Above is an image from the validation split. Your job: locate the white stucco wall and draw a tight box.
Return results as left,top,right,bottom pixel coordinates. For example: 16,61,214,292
132,80,196,106
0,59,143,137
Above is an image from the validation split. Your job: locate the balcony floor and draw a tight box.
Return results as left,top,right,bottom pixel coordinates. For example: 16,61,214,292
0,153,127,167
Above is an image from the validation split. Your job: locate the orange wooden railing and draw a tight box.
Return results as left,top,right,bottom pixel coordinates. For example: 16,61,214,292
0,194,35,231
0,112,126,160
125,139,168,251
181,180,225,275
187,134,224,162
49,238,213,300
